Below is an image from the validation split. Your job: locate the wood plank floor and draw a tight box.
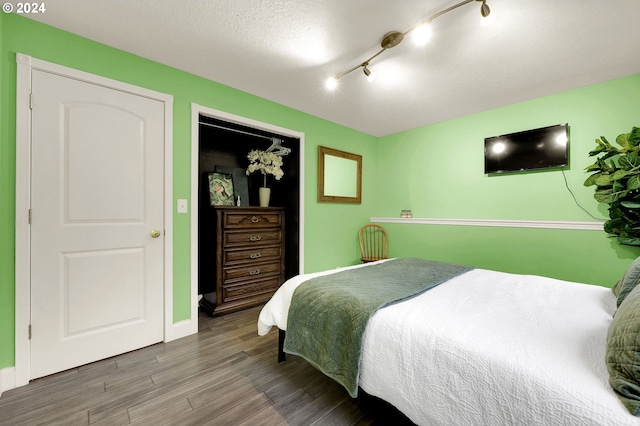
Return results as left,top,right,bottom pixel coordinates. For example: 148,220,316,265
0,306,415,425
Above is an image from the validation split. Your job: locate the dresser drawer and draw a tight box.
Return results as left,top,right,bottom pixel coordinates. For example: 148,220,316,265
222,276,282,304
223,228,282,247
222,261,282,282
223,211,283,228
223,246,283,265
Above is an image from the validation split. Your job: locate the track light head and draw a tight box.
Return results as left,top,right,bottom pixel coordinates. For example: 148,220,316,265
480,1,490,18
362,63,376,82
478,0,494,26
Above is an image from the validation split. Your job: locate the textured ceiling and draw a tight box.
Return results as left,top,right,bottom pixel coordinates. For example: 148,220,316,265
24,0,640,136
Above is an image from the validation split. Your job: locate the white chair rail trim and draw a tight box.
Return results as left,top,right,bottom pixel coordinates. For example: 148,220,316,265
370,217,605,231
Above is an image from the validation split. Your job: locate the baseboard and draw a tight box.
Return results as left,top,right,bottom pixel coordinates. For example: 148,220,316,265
0,367,17,396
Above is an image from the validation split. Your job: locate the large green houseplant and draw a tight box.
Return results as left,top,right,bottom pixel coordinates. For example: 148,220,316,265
585,126,640,246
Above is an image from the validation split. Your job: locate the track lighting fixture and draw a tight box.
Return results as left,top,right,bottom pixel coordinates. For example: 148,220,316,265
325,0,493,90
362,62,376,82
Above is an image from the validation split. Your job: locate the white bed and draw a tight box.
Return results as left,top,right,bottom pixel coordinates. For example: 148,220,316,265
258,259,640,426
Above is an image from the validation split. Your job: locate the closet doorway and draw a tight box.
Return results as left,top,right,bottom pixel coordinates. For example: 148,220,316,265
191,105,304,318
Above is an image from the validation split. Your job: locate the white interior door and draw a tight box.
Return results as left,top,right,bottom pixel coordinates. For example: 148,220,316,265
29,69,165,379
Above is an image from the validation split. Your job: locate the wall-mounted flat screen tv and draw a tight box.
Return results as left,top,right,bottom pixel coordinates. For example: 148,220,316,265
484,123,569,174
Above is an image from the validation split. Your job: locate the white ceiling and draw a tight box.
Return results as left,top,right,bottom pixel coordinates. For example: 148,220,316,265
25,0,640,137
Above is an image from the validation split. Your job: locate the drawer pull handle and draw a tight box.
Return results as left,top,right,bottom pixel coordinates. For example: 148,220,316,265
251,216,259,223
250,253,262,259
249,269,261,276
249,235,262,242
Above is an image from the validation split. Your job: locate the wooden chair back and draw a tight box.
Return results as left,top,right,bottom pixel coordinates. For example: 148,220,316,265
358,224,388,263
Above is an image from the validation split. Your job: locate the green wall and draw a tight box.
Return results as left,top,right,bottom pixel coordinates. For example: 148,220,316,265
376,73,640,284
0,14,376,369
1,12,638,373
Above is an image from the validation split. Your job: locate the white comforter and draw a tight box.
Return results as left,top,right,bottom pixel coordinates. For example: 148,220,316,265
257,260,640,426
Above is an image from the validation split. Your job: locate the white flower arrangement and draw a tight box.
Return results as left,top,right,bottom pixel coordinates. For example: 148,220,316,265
246,150,284,187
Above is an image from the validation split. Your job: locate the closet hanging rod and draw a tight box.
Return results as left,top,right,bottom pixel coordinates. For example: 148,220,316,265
199,121,291,156
199,120,274,141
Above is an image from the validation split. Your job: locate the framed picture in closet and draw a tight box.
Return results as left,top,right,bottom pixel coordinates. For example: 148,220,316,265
208,172,235,206
215,165,249,206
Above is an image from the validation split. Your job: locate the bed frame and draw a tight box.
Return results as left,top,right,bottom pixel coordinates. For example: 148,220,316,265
278,329,286,363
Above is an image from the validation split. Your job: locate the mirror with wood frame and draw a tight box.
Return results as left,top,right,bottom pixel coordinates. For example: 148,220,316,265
317,145,362,204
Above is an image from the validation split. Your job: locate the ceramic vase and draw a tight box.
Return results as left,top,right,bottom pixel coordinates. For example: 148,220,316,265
259,187,271,207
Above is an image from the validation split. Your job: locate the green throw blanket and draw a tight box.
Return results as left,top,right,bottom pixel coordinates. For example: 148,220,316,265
283,257,473,397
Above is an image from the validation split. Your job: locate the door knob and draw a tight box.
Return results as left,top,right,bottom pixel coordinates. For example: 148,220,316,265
150,230,161,238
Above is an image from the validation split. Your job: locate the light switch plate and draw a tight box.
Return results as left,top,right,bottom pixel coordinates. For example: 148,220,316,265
177,199,188,214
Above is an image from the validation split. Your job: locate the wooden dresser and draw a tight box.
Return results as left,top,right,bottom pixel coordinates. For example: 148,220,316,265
211,206,285,315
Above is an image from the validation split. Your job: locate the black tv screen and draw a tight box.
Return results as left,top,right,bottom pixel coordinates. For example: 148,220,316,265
484,123,569,174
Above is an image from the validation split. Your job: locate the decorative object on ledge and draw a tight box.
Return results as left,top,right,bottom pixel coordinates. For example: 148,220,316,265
401,210,413,218
325,0,494,90
584,125,640,245
246,149,284,207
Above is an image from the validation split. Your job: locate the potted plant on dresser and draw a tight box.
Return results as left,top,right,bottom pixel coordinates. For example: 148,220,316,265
246,149,284,207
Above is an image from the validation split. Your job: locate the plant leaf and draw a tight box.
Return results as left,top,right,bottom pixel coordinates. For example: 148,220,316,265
588,138,606,156
598,157,615,173
612,170,631,180
588,146,606,156
595,189,618,204
595,174,612,186
584,163,600,173
584,163,601,173
630,127,640,147
601,151,620,162
604,217,624,233
617,132,632,150
619,154,640,169
613,180,626,192
621,201,640,208
618,237,640,246
584,173,600,186
628,175,640,190
602,136,618,153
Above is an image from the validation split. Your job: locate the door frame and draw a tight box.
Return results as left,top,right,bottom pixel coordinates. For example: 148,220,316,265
14,53,176,387
190,104,305,319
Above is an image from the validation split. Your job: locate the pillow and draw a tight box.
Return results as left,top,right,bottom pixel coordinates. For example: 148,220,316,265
607,283,640,415
612,277,624,297
614,257,640,307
